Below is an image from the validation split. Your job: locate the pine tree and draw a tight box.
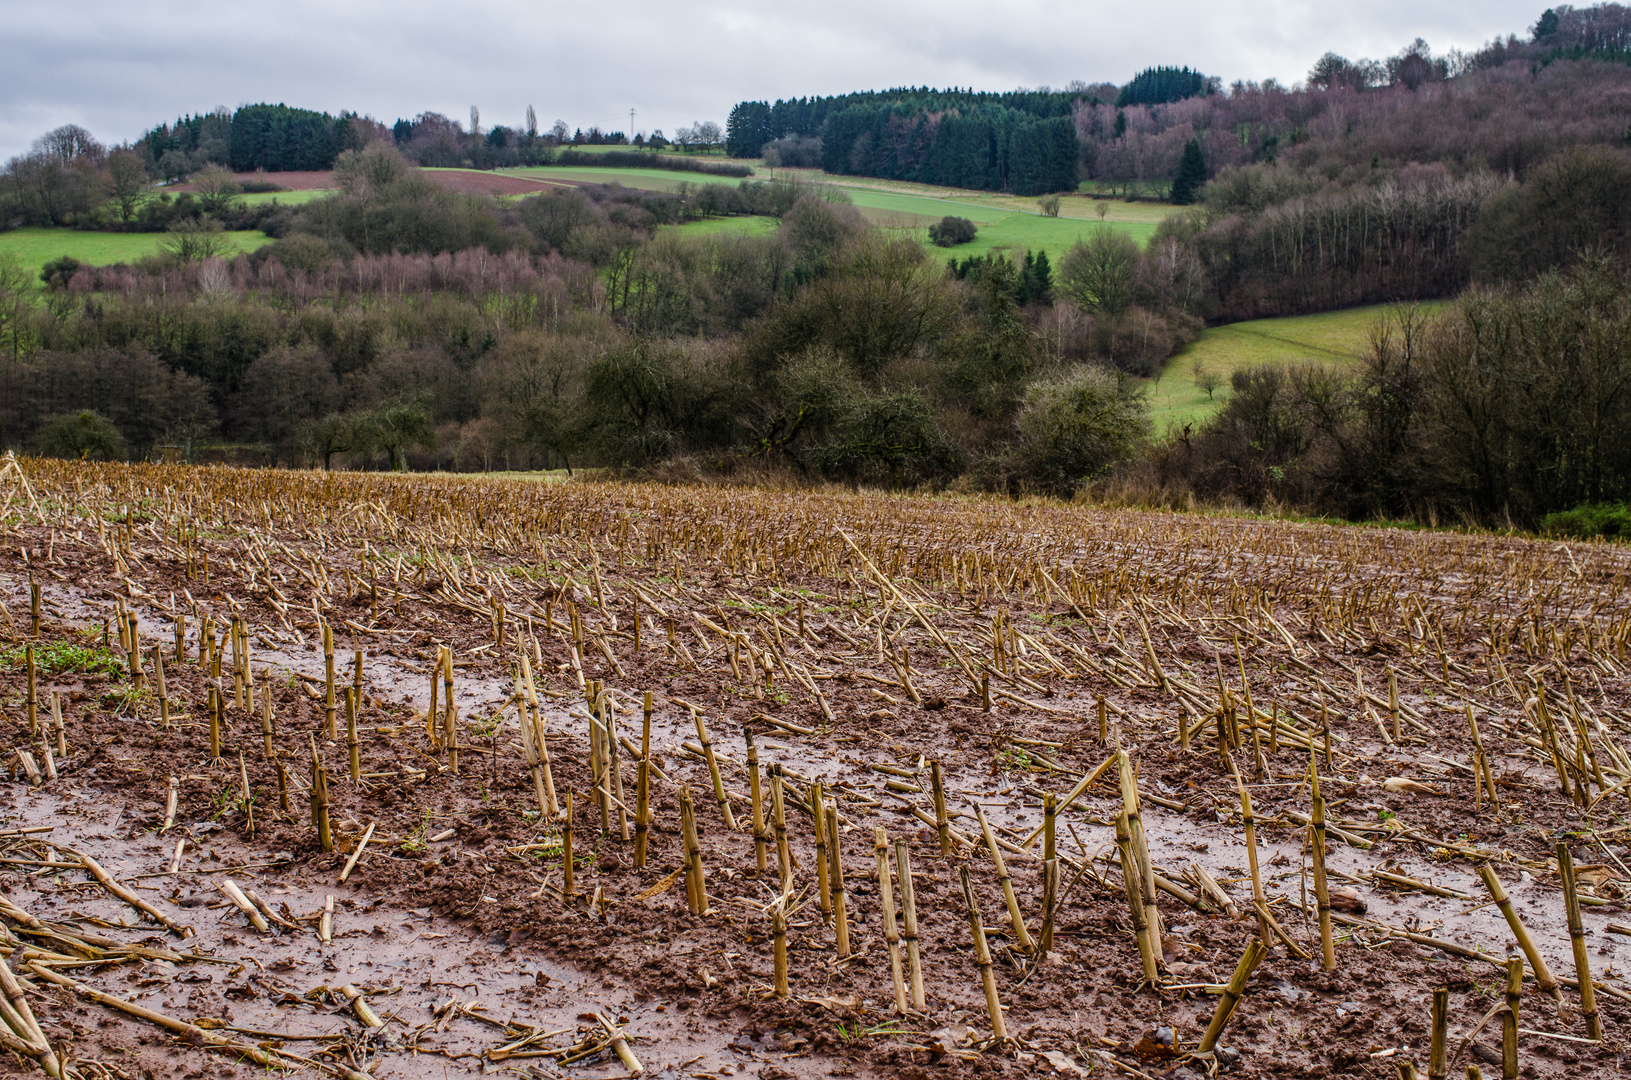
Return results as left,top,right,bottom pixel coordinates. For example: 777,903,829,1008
1170,139,1207,205
1029,250,1053,303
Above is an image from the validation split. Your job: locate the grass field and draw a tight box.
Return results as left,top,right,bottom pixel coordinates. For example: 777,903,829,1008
507,164,1162,259
237,190,331,207
558,144,754,164
508,165,742,191
902,213,1157,262
0,227,273,277
664,215,782,239
1142,302,1450,431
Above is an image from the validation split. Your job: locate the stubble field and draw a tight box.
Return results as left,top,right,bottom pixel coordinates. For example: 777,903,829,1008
1,459,1629,1079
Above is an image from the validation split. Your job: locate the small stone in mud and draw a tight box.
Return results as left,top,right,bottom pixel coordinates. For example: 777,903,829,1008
598,853,623,873
1328,888,1366,914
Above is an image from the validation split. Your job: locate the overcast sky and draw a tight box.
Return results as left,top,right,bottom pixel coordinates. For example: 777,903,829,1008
1,1,1548,160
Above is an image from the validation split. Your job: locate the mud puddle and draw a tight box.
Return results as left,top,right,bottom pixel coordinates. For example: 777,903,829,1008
0,785,785,1078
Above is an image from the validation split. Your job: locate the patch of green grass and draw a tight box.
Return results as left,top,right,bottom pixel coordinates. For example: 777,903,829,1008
902,213,1156,263
236,190,331,207
101,682,151,715
565,146,758,168
3,641,126,678
665,215,781,239
1540,502,1631,541
995,746,1035,773
507,166,1162,260
1144,302,1449,432
0,227,272,277
505,166,744,191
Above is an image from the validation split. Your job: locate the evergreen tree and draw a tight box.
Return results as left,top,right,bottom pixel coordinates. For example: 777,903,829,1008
1116,67,1213,108
726,102,773,157
1170,138,1207,205
1025,250,1053,303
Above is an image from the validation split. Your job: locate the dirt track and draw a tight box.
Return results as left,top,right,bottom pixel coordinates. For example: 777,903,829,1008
2,461,1630,1079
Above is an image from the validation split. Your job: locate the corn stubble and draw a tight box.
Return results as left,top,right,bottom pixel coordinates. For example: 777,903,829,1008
0,456,1627,1075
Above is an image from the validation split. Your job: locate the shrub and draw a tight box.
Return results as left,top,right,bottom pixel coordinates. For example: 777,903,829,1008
1007,366,1150,496
761,136,824,169
162,218,227,263
37,411,128,461
265,233,341,274
40,256,82,290
809,390,959,488
1541,502,1631,540
928,216,978,247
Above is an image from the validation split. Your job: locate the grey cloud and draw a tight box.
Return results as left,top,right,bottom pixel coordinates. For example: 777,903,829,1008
0,0,1546,159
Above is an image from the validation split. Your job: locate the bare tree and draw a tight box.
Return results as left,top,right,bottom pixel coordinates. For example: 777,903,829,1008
1191,360,1221,399
34,125,103,166
191,166,242,215
0,254,31,360
106,149,151,222
4,148,107,225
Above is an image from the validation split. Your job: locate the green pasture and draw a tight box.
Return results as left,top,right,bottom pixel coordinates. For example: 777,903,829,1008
504,166,745,191
900,214,1158,263
505,165,1165,257
560,145,751,163
0,227,273,277
237,189,331,207
665,215,782,239
1145,302,1449,431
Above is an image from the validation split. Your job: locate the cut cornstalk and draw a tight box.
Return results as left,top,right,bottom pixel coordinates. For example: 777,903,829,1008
959,865,1007,1044
973,801,1034,954
1555,843,1600,1038
345,688,360,782
1309,750,1336,971
827,803,850,959
873,827,909,1014
746,726,766,873
679,785,708,915
930,761,952,856
1115,810,1157,983
1198,938,1267,1052
895,837,926,1012
339,822,376,885
692,708,738,830
1477,864,1564,1009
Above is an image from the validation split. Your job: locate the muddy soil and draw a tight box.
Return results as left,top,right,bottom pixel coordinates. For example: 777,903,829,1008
2,466,1630,1079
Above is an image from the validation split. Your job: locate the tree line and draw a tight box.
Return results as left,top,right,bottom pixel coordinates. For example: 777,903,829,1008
0,143,1186,495
729,89,1083,195
1143,259,1631,528
4,132,1630,526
